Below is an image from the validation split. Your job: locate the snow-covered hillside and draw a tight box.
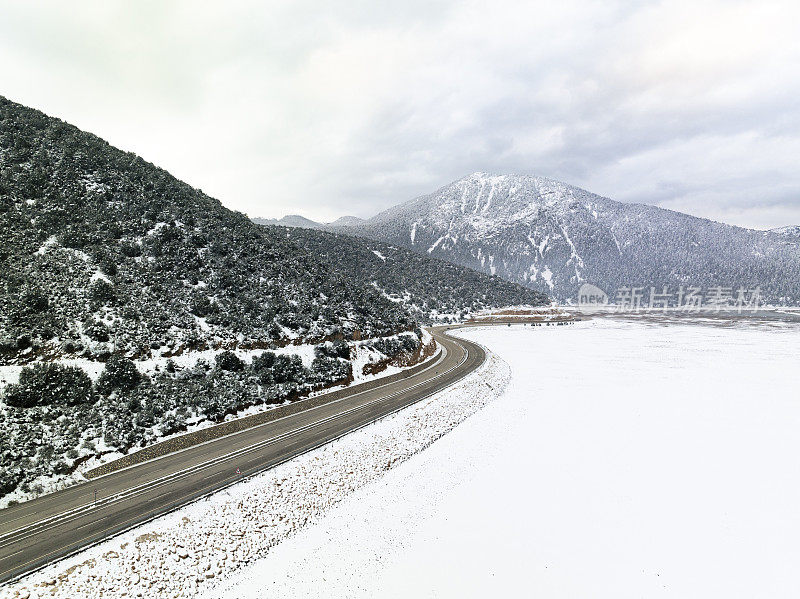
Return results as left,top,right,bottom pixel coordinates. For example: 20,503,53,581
273,226,549,321
341,173,800,303
771,225,800,239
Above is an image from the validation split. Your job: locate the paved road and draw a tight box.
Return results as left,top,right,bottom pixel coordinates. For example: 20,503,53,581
0,326,485,583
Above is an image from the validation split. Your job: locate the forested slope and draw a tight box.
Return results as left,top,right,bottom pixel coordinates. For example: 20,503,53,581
277,226,548,320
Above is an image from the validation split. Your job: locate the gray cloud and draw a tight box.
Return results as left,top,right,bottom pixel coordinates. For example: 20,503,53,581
0,0,798,228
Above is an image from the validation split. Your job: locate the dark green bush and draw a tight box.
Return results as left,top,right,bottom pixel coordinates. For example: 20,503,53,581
96,355,142,394
4,363,93,408
89,279,116,304
314,340,351,360
215,350,243,371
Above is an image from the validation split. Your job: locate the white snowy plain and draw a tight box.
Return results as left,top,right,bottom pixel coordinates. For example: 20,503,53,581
206,317,800,599
4,317,800,599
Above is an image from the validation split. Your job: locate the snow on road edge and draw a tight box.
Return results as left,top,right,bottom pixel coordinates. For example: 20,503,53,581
1,338,510,599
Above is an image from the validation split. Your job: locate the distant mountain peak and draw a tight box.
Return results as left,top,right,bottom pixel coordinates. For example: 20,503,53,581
343,173,800,303
254,214,366,230
252,214,322,229
329,215,364,227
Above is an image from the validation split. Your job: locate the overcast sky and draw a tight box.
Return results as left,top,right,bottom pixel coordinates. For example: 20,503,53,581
1,1,798,229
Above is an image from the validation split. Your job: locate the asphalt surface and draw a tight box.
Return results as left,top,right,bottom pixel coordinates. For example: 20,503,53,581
0,325,486,583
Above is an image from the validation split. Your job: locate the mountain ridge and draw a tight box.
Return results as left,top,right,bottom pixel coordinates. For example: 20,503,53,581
334,172,800,303
251,214,323,229
251,214,365,229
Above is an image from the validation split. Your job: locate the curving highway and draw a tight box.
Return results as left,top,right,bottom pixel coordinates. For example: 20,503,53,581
0,325,485,583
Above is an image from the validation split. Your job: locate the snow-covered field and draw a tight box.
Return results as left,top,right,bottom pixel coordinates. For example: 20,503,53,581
205,317,800,598
4,317,800,598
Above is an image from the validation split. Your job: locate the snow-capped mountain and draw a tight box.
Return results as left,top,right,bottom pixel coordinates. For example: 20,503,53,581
341,173,800,303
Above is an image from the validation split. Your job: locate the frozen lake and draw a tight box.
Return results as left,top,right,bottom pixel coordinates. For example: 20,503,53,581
208,316,800,598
